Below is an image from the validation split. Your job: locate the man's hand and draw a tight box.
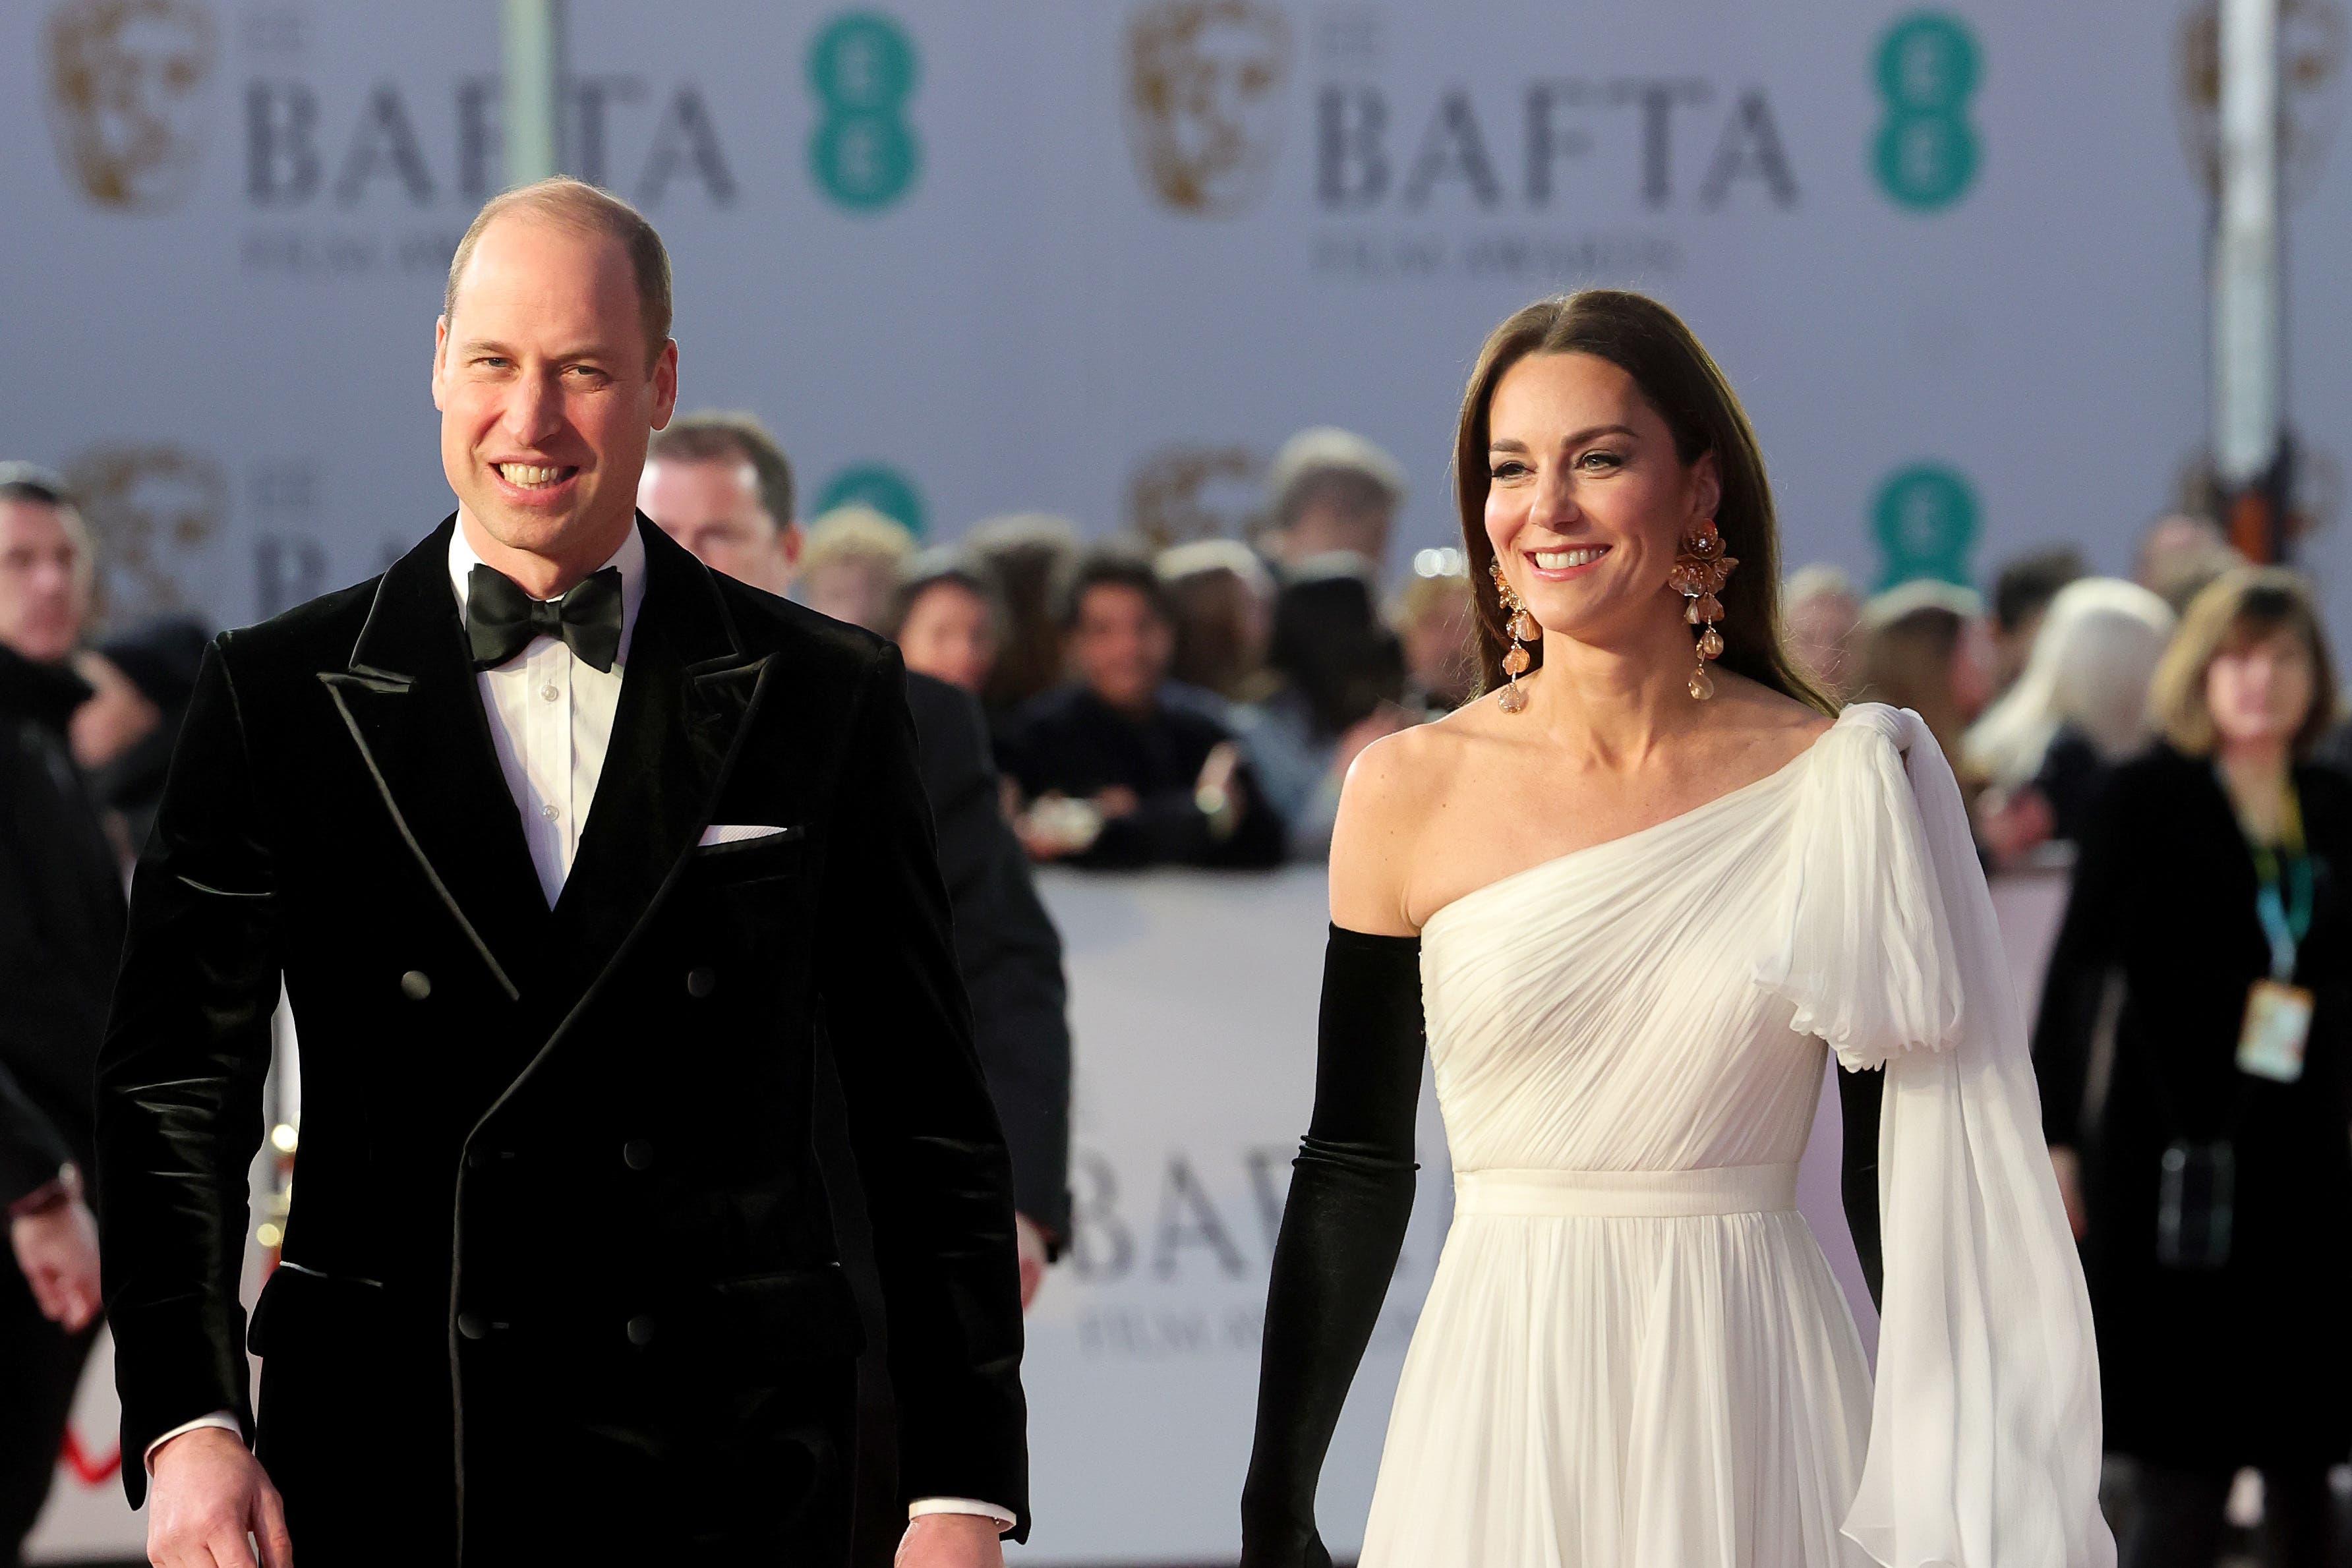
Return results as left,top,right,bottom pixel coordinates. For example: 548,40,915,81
9,1197,102,1332
1014,1213,1049,1311
147,1426,293,1568
2049,1145,2088,1242
896,1513,1005,1568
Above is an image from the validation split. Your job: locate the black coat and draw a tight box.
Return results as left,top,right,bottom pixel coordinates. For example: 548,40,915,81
996,683,1285,869
94,518,1028,1562
904,673,1071,1242
2032,744,2352,1467
0,645,123,1205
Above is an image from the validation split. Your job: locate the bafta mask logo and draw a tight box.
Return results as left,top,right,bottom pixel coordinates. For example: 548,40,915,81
65,445,229,625
45,0,218,213
1127,445,1262,547
2177,0,2347,203
1125,0,1293,216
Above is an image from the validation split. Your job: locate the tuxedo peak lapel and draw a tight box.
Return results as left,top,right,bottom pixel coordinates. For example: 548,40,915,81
543,519,771,1003
320,519,550,999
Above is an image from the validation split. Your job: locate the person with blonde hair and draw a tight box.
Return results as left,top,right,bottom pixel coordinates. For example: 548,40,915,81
2033,567,2349,1568
799,503,917,633
1966,577,2175,855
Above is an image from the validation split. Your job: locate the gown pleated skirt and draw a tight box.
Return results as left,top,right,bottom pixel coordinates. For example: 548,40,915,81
1358,1166,1874,1568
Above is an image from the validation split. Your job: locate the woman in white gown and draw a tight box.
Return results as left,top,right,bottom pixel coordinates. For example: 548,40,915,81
1240,291,2112,1567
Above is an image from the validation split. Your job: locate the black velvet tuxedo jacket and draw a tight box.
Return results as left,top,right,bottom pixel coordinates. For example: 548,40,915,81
94,517,1028,1561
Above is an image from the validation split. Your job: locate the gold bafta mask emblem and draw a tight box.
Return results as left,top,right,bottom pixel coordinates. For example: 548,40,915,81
2177,0,2346,203
65,445,228,627
1125,0,1294,216
1127,446,1262,548
45,0,218,212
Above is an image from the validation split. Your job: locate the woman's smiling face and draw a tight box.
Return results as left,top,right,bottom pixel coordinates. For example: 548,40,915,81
1483,351,1717,651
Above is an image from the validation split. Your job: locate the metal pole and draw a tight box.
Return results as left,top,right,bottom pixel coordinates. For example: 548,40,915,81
2214,0,2285,559
502,0,563,186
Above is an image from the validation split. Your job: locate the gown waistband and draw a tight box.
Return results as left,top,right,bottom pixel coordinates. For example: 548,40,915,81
1452,1163,1799,1218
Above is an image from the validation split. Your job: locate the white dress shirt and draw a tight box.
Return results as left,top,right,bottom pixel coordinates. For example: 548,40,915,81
151,519,1011,1532
448,521,643,907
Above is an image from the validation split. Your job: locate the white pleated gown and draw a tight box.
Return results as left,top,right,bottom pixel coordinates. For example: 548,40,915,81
1357,704,2115,1568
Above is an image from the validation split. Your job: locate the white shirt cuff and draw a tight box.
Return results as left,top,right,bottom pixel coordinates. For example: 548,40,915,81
908,1496,1017,1531
144,1410,241,1471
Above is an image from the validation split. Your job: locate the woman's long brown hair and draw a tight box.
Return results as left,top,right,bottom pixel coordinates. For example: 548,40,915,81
1452,290,1833,712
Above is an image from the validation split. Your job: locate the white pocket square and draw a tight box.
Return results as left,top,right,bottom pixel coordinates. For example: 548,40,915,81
699,823,793,846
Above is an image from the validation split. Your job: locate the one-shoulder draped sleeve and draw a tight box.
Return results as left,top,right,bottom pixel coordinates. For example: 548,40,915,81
1755,703,2113,1568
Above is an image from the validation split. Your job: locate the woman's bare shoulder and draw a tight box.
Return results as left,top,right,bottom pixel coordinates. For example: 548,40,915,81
1715,672,1837,758
1326,693,1499,935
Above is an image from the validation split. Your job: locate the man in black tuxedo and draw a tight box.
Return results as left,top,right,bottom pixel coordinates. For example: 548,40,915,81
94,179,1027,1567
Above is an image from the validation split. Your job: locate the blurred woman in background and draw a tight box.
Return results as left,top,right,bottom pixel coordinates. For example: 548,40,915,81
889,552,1003,697
1156,538,1278,704
1850,577,1994,790
967,511,1082,734
2032,568,2351,1568
1966,577,2175,861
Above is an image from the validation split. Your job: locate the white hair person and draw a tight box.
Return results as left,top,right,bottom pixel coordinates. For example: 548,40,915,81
1964,576,2177,789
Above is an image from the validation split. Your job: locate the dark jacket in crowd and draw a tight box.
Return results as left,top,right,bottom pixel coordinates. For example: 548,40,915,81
2028,722,2109,848
0,644,125,1204
2032,745,2352,1468
90,617,211,859
997,684,1285,870
95,519,1028,1561
904,671,1072,1242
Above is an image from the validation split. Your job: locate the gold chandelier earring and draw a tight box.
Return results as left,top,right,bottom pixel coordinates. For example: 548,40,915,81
1489,560,1538,714
1668,518,1737,701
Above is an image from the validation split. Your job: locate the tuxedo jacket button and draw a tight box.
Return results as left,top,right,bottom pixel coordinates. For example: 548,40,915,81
622,1139,654,1172
457,1310,489,1341
685,966,717,999
399,970,432,1001
626,1314,656,1347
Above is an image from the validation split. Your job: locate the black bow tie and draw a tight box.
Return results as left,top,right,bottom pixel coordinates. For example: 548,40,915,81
465,564,624,673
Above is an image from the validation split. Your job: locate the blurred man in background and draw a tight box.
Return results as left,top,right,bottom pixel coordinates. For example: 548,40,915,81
999,550,1284,869
637,409,803,592
643,415,1071,1294
1259,427,1406,579
0,465,117,1564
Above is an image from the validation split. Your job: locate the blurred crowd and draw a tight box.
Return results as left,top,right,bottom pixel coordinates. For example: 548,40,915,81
643,415,1475,873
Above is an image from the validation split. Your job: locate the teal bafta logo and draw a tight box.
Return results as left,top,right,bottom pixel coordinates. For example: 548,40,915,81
1871,12,1981,210
808,11,920,212
816,463,927,538
1871,463,1978,587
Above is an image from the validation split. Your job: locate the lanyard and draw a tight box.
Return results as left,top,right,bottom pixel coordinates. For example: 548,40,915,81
2222,767,2313,981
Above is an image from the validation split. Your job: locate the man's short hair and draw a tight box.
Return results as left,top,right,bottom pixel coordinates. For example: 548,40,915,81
1058,546,1174,631
648,411,795,527
0,461,97,593
444,177,672,365
1991,547,2087,632
1266,426,1407,531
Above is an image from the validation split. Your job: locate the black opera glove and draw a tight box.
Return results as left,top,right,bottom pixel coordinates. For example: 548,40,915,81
1241,925,1426,1568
